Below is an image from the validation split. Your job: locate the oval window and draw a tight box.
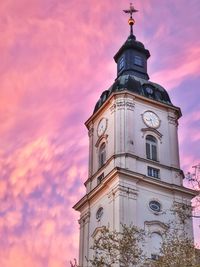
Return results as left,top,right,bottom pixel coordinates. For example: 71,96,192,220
149,201,161,212
96,207,103,220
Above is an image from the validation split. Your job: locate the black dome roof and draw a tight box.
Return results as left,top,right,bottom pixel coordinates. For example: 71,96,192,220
114,34,150,62
94,74,172,113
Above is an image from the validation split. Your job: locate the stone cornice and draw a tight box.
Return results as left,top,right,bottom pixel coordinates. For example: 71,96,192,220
78,211,90,226
73,168,119,211
85,90,182,129
85,152,183,187
73,167,197,212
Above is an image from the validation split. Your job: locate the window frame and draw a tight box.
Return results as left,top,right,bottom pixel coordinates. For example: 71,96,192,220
97,173,104,185
96,207,103,221
99,142,106,168
151,254,160,261
119,56,125,71
150,232,163,260
149,200,161,213
146,135,158,161
134,55,144,67
147,166,160,179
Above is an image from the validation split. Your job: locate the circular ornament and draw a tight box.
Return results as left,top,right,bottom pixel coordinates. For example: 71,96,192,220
97,118,107,136
143,111,160,128
149,200,161,212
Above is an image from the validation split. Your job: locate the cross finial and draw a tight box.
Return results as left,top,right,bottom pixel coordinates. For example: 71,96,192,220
123,3,138,35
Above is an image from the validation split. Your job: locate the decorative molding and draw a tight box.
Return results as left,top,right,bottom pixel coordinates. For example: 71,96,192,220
75,166,197,212
141,127,163,142
88,127,94,137
126,101,135,111
85,152,183,186
145,220,169,235
108,184,138,200
110,103,116,113
110,98,135,113
91,226,106,238
95,134,108,147
79,211,90,226
168,115,178,126
85,90,181,126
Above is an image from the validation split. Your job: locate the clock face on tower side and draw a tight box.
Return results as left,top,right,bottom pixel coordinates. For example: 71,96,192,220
143,111,160,128
97,118,107,136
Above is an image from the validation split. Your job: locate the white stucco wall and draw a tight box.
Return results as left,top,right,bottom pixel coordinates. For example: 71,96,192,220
76,91,195,267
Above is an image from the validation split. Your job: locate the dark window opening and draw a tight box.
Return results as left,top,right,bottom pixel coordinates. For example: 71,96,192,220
146,135,158,161
97,173,104,185
119,57,125,70
96,207,103,221
148,166,160,179
146,87,154,95
155,91,163,101
99,143,106,168
149,200,161,212
151,254,159,260
134,55,143,67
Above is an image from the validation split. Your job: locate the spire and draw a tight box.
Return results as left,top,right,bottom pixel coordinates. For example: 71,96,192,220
123,3,138,36
114,3,150,80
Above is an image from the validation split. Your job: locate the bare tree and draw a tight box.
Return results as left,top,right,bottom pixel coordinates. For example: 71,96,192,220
148,228,198,267
70,201,200,267
70,259,79,267
186,163,200,214
88,224,145,267
70,222,199,267
147,202,200,267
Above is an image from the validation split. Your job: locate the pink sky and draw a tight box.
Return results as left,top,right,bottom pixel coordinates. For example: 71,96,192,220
0,0,199,266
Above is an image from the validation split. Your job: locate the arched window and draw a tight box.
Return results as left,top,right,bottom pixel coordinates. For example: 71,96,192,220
96,207,103,221
146,135,157,161
99,143,106,168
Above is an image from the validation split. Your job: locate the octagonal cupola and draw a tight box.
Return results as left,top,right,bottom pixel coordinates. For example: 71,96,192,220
114,4,150,80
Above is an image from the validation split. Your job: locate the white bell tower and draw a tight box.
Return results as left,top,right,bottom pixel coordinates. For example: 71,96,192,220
73,5,196,266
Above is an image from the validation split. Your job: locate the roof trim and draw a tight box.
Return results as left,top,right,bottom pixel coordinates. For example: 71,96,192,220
85,90,182,129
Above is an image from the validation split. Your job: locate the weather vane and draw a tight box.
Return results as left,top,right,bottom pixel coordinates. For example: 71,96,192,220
123,3,138,36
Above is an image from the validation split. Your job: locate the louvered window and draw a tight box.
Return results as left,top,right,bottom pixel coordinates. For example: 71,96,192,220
134,55,143,67
146,135,157,161
119,57,124,70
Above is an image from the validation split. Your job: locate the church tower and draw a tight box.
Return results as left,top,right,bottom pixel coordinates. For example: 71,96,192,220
73,5,196,266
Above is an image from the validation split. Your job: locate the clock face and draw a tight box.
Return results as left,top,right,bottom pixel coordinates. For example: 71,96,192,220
143,111,160,128
97,118,107,136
